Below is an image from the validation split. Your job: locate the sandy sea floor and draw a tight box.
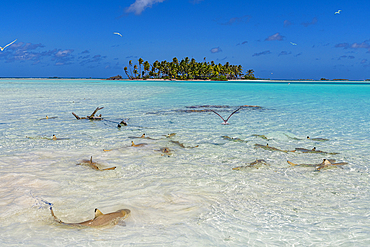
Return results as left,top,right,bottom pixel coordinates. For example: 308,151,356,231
0,79,370,246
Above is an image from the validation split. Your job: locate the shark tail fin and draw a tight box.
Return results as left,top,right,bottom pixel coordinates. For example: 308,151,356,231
94,208,104,219
50,207,63,223
287,160,298,166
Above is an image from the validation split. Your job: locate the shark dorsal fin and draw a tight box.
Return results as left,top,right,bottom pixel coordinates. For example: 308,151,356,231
90,156,93,163
94,208,104,218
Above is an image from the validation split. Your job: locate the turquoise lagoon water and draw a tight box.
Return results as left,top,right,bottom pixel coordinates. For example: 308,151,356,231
0,79,370,246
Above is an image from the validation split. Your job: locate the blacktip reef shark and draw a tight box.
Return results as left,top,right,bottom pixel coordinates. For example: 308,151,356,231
117,119,129,128
156,147,173,156
233,159,270,170
26,134,69,141
252,134,270,140
164,133,176,138
77,156,116,171
254,143,295,153
52,134,70,141
284,134,329,141
306,136,329,142
39,116,58,120
128,133,156,140
294,147,339,155
170,140,199,148
287,159,348,171
131,141,148,147
50,207,130,227
222,136,248,143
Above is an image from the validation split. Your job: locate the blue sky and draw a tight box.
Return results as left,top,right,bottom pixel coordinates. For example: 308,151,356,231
0,0,369,80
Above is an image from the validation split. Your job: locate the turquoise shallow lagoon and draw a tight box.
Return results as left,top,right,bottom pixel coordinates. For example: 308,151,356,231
1,79,370,246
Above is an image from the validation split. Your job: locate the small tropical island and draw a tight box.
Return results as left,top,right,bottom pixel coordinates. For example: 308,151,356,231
116,57,256,81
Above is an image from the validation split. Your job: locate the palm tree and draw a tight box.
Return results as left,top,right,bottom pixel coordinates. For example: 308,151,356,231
245,69,255,79
128,60,133,79
143,61,150,78
133,65,138,79
124,57,247,81
138,58,144,79
123,67,131,79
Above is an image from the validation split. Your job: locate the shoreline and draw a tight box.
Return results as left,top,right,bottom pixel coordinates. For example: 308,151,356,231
1,77,370,84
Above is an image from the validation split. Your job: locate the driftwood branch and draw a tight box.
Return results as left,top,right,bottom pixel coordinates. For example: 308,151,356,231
72,107,104,120
88,107,104,119
72,112,81,119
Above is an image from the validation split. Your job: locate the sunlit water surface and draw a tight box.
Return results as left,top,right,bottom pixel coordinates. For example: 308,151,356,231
0,79,370,246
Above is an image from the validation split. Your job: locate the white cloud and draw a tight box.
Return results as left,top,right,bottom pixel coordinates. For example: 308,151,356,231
55,49,74,57
265,33,285,41
351,42,370,49
252,50,271,57
210,47,222,53
126,0,166,15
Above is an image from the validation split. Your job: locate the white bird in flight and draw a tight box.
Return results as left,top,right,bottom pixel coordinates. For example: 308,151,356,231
210,107,243,125
114,32,122,37
335,10,341,14
290,42,297,46
0,39,17,51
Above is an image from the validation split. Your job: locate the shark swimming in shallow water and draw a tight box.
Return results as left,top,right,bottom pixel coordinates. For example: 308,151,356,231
50,207,130,227
306,136,329,142
128,133,156,140
169,140,199,148
252,134,270,140
39,116,58,120
222,136,247,143
294,147,339,155
287,158,348,171
164,133,176,138
76,156,116,171
233,159,269,170
131,141,148,147
26,134,69,141
254,143,295,153
156,147,173,156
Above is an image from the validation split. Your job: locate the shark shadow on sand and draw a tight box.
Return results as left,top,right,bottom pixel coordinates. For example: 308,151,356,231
146,105,263,115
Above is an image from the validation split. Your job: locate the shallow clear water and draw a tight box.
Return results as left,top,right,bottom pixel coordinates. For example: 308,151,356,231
1,79,370,246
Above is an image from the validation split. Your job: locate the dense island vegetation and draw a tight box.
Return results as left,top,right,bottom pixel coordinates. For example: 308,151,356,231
123,57,256,81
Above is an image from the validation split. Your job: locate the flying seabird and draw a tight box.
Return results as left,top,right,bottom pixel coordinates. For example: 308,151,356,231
290,42,297,46
210,106,243,125
114,32,122,37
335,10,341,14
0,39,17,51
